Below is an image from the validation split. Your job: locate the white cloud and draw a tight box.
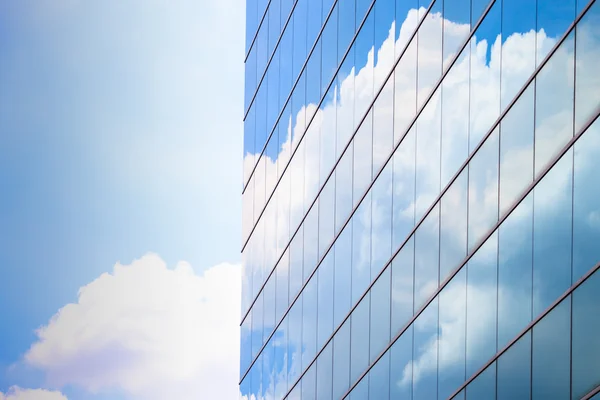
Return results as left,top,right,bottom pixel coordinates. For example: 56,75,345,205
0,387,67,400
23,254,241,400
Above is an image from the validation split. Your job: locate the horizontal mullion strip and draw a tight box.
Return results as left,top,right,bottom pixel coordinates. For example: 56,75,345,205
447,262,600,400
581,384,600,400
280,1,594,394
240,0,437,329
241,0,373,197
342,106,600,400
245,0,273,64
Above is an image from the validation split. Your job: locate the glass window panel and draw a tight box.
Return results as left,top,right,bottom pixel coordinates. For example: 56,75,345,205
415,90,442,220
338,52,356,162
262,335,275,397
257,22,269,86
497,332,531,400
252,292,264,359
575,2,600,132
289,229,303,301
318,251,335,350
306,41,322,115
319,178,335,258
288,382,301,400
441,48,470,188
413,297,439,400
317,342,333,400
350,375,369,400
246,0,258,53
374,0,396,90
371,161,393,275
280,29,294,111
440,169,468,281
572,269,600,399
263,273,276,341
390,325,413,399
537,0,576,65
499,84,534,215
391,237,415,336
338,0,356,68
334,225,353,327
302,276,318,370
395,0,418,56
438,268,467,400
241,312,252,378
370,267,391,361
252,355,262,399
466,362,496,400
534,31,575,177
352,194,372,304
466,232,498,377
392,126,416,249
276,250,289,321
533,149,573,316
301,362,316,400
417,1,443,108
267,53,281,134
500,0,536,111
469,0,501,152
322,5,339,95
277,164,292,250
394,40,418,143
274,324,288,397
304,203,319,284
354,10,375,124
245,51,258,122
307,0,323,49
573,119,600,282
414,204,440,310
290,140,305,230
442,0,470,70
498,193,533,350
468,127,499,251
304,124,320,204
292,72,307,148
453,389,466,400
532,297,571,400
369,352,391,400
373,77,395,174
351,295,371,384
288,297,302,386
320,87,337,187
354,111,374,204
333,320,352,399
336,141,354,233
292,0,308,78
471,0,489,26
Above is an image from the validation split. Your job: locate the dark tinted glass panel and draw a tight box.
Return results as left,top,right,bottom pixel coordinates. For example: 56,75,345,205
497,332,531,400
466,362,496,400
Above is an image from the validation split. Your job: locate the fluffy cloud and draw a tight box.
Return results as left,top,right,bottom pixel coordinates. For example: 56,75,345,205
0,387,67,400
23,254,241,400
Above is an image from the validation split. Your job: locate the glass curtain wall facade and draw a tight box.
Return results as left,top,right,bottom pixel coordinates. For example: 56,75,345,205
240,0,600,398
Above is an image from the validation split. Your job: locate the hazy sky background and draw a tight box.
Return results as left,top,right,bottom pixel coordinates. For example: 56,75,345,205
0,1,244,399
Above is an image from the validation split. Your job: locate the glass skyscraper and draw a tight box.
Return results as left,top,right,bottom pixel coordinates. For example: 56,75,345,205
240,0,600,398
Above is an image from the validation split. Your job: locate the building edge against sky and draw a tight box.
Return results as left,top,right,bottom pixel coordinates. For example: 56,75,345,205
240,0,600,399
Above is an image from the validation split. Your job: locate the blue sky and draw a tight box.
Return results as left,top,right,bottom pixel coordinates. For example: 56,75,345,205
0,1,244,399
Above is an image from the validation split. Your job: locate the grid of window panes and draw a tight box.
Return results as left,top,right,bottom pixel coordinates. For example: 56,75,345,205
240,0,600,398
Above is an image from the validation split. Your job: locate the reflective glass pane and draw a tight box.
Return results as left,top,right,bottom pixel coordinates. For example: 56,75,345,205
370,267,391,361
304,204,319,284
572,269,600,399
537,0,576,65
369,352,391,400
394,41,418,143
333,320,351,399
417,1,442,107
466,232,498,377
371,162,393,276
414,204,440,310
392,126,416,249
390,325,413,399
466,362,496,400
532,297,571,400
318,251,334,350
575,2,600,132
498,331,531,400
353,112,373,203
317,342,333,400
351,295,370,384
336,142,354,233
391,237,415,336
301,361,316,400
533,149,573,316
413,297,438,400
334,225,352,327
302,276,317,370
498,193,533,350
352,194,372,303
440,169,468,281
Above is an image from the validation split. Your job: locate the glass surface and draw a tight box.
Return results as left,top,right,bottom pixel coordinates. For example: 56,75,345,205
440,169,468,281
373,78,394,175
412,297,439,400
334,225,352,327
370,267,391,361
352,194,372,304
301,276,317,370
392,126,416,250
537,0,576,66
394,41,418,144
468,127,499,251
575,2,600,132
391,237,415,336
349,375,369,400
353,112,373,204
390,325,413,399
498,193,533,350
534,31,575,178
417,0,442,108
289,228,303,301
572,269,600,399
532,297,571,400
414,204,440,310
287,297,302,386
497,331,531,400
336,142,354,233
369,352,391,400
252,292,264,360
263,273,276,342
333,320,351,399
319,178,335,258
499,84,534,216
573,117,600,283
533,149,573,316
350,294,370,384
276,249,289,321
354,10,375,125
317,342,333,400
371,161,393,276
301,361,316,400
466,362,496,400
318,251,334,350
438,268,467,400
466,232,498,377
